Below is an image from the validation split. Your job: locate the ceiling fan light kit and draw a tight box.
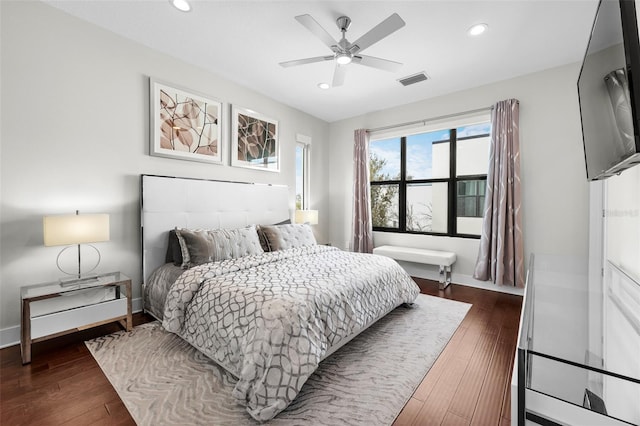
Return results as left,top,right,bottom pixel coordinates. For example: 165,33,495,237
280,13,406,87
170,0,191,12
336,52,352,65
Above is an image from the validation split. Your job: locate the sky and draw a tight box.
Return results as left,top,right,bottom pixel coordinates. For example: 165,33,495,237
370,122,491,180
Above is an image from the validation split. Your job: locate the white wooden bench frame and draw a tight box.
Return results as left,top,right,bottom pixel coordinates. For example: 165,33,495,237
372,245,457,290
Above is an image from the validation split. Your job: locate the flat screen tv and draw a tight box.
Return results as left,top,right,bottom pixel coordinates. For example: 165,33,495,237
578,0,640,180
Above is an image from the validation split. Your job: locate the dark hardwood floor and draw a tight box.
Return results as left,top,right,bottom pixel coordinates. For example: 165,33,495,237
394,279,522,426
0,278,522,426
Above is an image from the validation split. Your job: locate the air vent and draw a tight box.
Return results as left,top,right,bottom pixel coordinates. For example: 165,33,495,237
398,72,429,86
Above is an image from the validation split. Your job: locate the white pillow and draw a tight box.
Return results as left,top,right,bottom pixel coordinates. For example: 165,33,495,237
175,225,263,267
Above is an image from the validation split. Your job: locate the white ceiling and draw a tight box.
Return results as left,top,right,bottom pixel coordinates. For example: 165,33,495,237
45,0,599,122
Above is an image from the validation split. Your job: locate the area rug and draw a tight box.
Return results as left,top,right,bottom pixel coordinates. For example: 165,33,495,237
86,294,470,425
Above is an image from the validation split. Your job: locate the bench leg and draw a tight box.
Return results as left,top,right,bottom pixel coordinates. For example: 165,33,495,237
439,265,452,290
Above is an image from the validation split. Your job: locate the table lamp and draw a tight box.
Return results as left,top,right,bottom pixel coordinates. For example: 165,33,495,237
43,210,110,284
295,209,319,225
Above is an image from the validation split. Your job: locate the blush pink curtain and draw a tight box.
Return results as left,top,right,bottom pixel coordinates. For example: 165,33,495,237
473,99,525,287
351,129,374,253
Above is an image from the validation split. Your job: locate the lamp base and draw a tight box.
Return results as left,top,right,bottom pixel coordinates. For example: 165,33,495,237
59,274,100,287
56,244,102,285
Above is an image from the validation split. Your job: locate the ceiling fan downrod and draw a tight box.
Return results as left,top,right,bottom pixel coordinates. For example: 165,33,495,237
335,16,353,64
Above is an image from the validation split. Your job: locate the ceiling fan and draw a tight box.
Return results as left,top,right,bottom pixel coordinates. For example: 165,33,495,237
279,13,406,87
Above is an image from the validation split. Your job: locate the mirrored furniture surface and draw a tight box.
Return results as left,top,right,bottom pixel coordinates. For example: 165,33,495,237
21,271,132,364
514,254,640,426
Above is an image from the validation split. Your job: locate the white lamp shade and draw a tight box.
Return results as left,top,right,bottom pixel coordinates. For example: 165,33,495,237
43,214,110,246
295,210,318,225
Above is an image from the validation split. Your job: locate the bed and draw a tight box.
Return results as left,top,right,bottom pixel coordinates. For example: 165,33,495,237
140,174,420,421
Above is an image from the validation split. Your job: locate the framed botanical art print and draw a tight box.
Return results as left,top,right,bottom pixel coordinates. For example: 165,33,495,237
231,105,279,172
150,78,224,164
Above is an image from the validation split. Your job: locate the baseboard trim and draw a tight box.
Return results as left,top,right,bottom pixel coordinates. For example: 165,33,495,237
0,297,143,349
397,261,525,296
0,326,20,350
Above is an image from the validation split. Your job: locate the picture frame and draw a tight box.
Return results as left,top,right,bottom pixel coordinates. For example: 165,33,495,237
231,105,279,172
149,78,224,164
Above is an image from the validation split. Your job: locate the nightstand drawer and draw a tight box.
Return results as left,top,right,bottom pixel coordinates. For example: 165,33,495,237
30,287,116,317
21,272,132,364
31,298,127,339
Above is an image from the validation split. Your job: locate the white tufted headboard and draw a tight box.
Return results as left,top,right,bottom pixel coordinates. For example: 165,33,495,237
140,174,290,285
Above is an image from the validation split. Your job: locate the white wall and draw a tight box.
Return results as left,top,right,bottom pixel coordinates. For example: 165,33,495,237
329,63,589,291
602,165,640,424
605,166,640,278
0,1,330,334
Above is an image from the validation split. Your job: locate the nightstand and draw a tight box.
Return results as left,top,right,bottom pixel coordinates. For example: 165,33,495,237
20,271,132,364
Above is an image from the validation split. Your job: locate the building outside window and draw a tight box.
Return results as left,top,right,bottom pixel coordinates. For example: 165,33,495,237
369,119,491,237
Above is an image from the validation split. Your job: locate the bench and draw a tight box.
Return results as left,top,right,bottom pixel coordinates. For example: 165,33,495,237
372,245,457,290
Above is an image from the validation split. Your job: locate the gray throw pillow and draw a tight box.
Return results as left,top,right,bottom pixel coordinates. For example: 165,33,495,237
258,224,316,251
165,229,184,266
257,219,291,251
174,228,214,267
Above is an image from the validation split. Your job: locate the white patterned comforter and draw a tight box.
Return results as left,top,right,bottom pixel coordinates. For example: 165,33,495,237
162,245,420,421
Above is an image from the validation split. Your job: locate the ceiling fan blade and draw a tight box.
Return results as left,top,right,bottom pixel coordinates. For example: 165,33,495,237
332,64,347,87
295,14,339,51
350,13,405,54
353,55,403,72
279,56,334,68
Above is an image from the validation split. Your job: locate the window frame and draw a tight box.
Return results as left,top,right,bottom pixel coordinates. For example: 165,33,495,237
295,135,311,210
370,128,489,239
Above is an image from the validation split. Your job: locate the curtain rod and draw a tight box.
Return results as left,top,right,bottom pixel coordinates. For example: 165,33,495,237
366,105,493,134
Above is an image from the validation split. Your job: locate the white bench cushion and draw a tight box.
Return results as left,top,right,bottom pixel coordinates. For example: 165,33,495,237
373,245,456,266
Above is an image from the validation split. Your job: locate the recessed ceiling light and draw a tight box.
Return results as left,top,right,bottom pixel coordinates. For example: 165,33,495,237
317,83,330,90
170,0,191,12
468,23,488,36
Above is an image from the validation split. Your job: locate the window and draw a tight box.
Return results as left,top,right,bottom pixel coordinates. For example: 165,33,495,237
370,121,490,237
295,136,310,209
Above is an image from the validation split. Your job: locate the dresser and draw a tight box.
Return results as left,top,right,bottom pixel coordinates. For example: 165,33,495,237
512,254,640,425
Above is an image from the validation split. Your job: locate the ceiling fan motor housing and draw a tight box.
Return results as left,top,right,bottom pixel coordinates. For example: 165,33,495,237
336,16,351,32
